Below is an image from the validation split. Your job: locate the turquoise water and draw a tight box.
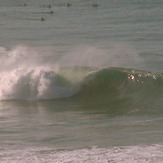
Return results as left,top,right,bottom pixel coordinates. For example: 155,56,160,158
0,0,163,162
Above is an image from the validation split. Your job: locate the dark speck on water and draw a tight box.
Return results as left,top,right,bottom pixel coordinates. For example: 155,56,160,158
66,3,72,7
92,3,98,7
41,17,45,21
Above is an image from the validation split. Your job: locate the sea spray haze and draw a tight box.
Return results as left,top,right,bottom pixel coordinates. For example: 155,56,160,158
0,46,80,100
0,0,163,162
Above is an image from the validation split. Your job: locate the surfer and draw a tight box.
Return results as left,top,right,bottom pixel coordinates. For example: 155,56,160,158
66,3,72,7
47,5,51,8
41,17,45,21
50,10,55,14
92,3,98,7
18,3,27,7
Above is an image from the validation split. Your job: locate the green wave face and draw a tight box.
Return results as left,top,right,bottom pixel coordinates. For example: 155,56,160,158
0,65,162,115
70,67,163,116
78,68,163,98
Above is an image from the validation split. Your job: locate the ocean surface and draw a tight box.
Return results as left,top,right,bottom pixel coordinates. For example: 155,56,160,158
0,0,163,162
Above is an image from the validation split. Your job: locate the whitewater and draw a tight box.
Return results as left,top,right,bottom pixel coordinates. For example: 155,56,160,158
0,0,163,162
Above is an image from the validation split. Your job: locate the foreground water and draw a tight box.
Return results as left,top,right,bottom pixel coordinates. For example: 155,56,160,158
0,0,163,162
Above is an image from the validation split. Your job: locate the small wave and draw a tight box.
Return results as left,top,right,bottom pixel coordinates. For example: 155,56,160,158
0,145,163,163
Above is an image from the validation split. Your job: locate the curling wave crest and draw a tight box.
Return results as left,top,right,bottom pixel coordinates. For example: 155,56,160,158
0,45,163,103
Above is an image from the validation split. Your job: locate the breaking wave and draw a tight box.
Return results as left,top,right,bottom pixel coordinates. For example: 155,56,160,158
0,68,79,100
0,45,162,106
0,65,163,106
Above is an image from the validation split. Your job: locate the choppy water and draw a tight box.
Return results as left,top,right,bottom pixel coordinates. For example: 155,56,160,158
0,0,163,162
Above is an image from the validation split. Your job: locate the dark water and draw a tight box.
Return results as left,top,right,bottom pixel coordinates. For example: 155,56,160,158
0,0,163,162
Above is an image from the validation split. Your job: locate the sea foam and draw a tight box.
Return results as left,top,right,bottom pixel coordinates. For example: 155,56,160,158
0,145,163,163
